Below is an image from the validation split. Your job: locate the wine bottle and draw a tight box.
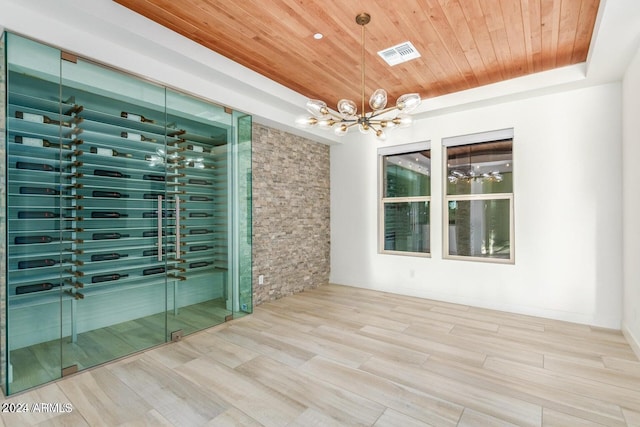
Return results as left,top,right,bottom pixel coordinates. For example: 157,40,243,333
15,235,55,244
143,174,165,182
15,111,70,127
15,135,71,150
16,161,58,172
120,111,155,123
18,258,57,269
143,266,165,276
189,229,212,235
187,144,211,154
142,230,166,237
92,232,130,240
143,193,164,199
188,178,212,185
94,169,131,178
92,191,130,198
142,248,174,257
19,186,60,195
18,211,61,219
189,245,213,252
121,131,156,142
16,282,60,295
189,212,212,218
91,212,129,218
90,146,133,158
92,273,129,283
91,253,129,261
189,196,212,201
142,210,175,218
189,261,212,269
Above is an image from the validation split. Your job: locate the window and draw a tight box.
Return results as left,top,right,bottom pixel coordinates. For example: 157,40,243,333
444,129,514,263
379,142,431,256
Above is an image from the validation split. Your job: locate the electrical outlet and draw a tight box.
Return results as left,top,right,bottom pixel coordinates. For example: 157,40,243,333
258,274,264,285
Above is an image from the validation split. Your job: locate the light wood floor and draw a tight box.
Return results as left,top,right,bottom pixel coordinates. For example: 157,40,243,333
2,284,640,426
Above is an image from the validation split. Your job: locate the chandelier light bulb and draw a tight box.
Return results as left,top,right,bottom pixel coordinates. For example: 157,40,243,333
334,124,348,136
375,129,386,140
295,116,316,127
306,99,329,118
369,89,388,111
393,114,413,128
396,93,421,112
337,99,357,118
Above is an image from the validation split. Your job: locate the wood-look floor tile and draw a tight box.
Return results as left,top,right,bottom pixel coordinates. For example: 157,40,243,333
107,357,228,426
215,324,315,367
542,408,610,426
457,407,521,427
622,408,640,426
236,355,384,426
372,408,435,427
311,325,428,366
361,355,542,427
175,356,305,427
484,356,640,412
358,325,486,367
301,356,463,426
205,407,263,427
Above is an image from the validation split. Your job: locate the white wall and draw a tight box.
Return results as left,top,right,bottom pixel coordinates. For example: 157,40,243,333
331,82,623,328
622,45,640,354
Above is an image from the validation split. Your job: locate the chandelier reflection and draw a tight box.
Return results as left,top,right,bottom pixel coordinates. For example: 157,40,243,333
297,13,421,140
448,168,503,184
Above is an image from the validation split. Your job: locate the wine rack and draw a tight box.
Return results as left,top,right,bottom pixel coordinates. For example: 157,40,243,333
2,32,251,395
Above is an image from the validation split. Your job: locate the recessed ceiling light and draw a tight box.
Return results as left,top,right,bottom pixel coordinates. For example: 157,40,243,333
313,33,323,40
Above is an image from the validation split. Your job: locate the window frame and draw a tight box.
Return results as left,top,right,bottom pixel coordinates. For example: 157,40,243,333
378,141,431,257
442,129,515,264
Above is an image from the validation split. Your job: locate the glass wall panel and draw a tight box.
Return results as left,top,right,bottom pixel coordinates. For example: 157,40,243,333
447,198,511,259
58,54,170,373
235,112,252,316
164,88,233,335
5,33,65,394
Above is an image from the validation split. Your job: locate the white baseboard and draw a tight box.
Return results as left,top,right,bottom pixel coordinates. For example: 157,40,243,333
623,324,640,361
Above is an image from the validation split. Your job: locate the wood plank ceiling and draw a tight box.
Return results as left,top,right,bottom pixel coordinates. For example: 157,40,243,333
114,0,600,109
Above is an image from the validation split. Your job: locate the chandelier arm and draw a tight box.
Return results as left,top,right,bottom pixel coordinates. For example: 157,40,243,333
368,106,401,119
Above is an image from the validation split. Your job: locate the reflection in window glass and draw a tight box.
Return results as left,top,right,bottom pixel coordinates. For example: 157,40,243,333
384,201,430,253
446,140,512,195
448,199,510,259
380,147,430,256
445,137,514,263
384,150,431,198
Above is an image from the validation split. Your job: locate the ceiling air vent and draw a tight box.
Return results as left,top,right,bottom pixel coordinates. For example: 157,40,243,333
377,41,421,66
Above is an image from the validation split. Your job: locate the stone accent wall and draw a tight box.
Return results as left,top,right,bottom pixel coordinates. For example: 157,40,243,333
252,123,330,305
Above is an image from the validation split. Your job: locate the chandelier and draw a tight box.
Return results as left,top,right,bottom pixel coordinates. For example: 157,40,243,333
297,13,422,140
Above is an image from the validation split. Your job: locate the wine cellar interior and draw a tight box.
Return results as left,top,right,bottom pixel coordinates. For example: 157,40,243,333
0,32,253,395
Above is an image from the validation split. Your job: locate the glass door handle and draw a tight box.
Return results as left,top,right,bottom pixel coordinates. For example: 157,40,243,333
157,195,163,262
175,197,181,259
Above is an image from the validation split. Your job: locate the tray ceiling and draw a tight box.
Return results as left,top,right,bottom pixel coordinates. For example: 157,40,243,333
114,0,600,108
